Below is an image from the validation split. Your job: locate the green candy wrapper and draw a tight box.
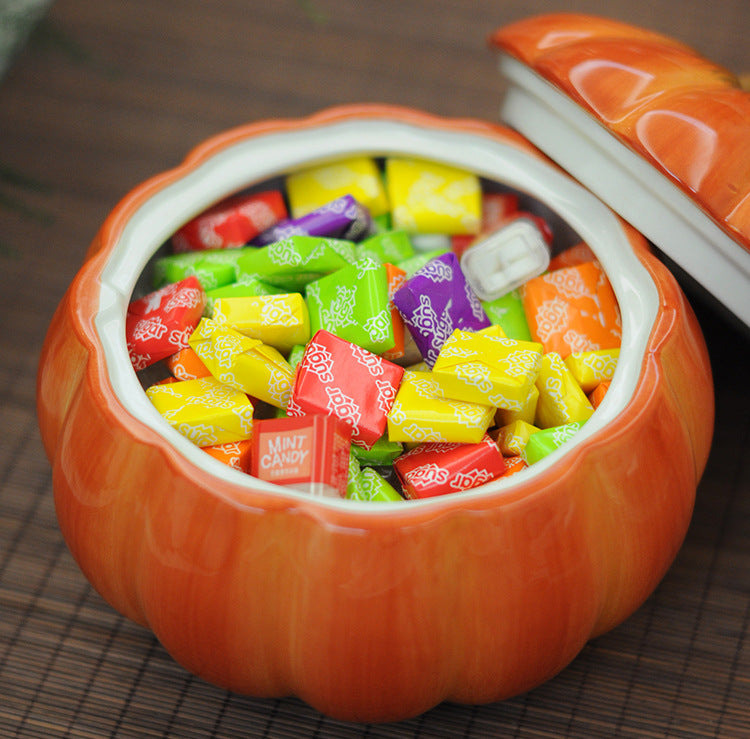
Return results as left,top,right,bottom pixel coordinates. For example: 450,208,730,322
351,434,404,466
153,247,251,288
305,258,395,354
524,421,584,465
346,455,403,502
235,235,356,291
356,230,414,265
287,343,307,369
482,289,533,341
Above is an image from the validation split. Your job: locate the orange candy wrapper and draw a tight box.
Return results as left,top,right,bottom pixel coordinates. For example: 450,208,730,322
202,439,253,471
521,260,621,358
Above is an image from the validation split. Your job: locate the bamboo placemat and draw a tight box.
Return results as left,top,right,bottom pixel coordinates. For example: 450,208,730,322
1,1,749,736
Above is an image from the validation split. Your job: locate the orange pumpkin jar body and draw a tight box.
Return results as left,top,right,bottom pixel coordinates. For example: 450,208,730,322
37,103,713,722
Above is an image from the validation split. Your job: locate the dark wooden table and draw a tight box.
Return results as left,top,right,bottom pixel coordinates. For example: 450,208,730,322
1,2,748,736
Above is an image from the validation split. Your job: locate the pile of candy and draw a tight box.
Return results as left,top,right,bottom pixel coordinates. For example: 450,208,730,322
128,155,622,501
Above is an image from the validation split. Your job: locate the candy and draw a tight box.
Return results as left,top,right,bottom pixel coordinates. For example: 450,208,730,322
146,376,254,446
385,158,482,234
351,435,403,467
482,288,533,341
451,191,521,258
393,252,491,367
165,346,211,381
460,217,551,302
521,260,621,357
394,435,506,499
305,258,394,354
387,371,495,444
588,381,611,409
492,419,540,457
499,455,529,478
251,414,352,498
254,194,372,245
356,230,415,264
212,294,310,354
202,439,253,471
535,352,594,428
171,190,287,252
494,384,539,427
564,348,620,393
288,330,404,449
524,422,585,465
431,329,543,410
548,241,597,271
381,262,408,361
235,235,355,291
346,455,403,502
204,279,284,315
152,247,249,289
126,276,206,370
285,156,389,219
188,318,294,409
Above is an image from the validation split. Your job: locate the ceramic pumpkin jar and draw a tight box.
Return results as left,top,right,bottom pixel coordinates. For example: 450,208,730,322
36,16,724,725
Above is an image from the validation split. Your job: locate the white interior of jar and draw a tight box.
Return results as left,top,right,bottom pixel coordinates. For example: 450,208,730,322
94,117,660,510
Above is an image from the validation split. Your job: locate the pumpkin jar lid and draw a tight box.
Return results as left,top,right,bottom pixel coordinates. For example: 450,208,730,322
490,12,750,329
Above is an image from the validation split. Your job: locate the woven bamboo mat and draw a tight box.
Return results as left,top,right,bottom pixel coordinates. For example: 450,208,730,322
1,1,749,736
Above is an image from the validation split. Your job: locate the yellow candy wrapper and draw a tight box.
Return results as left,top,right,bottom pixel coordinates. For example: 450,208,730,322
146,376,254,446
212,294,310,354
535,352,594,428
286,156,389,218
387,370,495,444
564,348,619,393
492,419,540,457
385,158,482,235
431,330,543,411
495,384,539,427
189,318,294,409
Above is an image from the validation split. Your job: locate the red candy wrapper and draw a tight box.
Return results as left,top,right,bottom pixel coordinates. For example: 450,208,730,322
171,190,287,252
126,276,206,370
287,330,404,449
394,434,506,499
251,414,351,497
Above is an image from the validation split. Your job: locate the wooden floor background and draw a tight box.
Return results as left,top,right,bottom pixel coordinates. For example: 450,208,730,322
1,1,748,736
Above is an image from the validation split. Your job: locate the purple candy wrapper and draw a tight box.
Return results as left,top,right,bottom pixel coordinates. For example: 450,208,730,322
393,252,491,366
253,194,372,245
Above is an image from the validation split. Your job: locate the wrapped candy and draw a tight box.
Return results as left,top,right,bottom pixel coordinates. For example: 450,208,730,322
204,279,284,316
521,260,621,357
548,241,597,271
165,346,211,381
381,262,408,361
188,318,294,409
346,455,403,502
385,157,482,235
251,414,352,498
589,381,611,409
305,258,394,354
482,288,533,341
564,348,619,393
146,376,254,446
254,194,372,245
535,352,594,429
431,329,543,410
356,230,415,265
393,435,506,499
126,276,206,370
212,294,311,353
499,455,528,478
351,435,403,467
235,235,355,292
201,439,253,471
171,190,287,252
285,156,389,219
525,422,585,465
395,247,450,277
492,419,540,457
494,384,539,427
451,191,520,258
287,330,404,449
387,370,495,444
152,247,249,289
393,252,491,367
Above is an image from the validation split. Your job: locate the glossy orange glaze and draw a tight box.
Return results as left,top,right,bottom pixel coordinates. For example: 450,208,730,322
490,14,750,252
36,105,714,722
